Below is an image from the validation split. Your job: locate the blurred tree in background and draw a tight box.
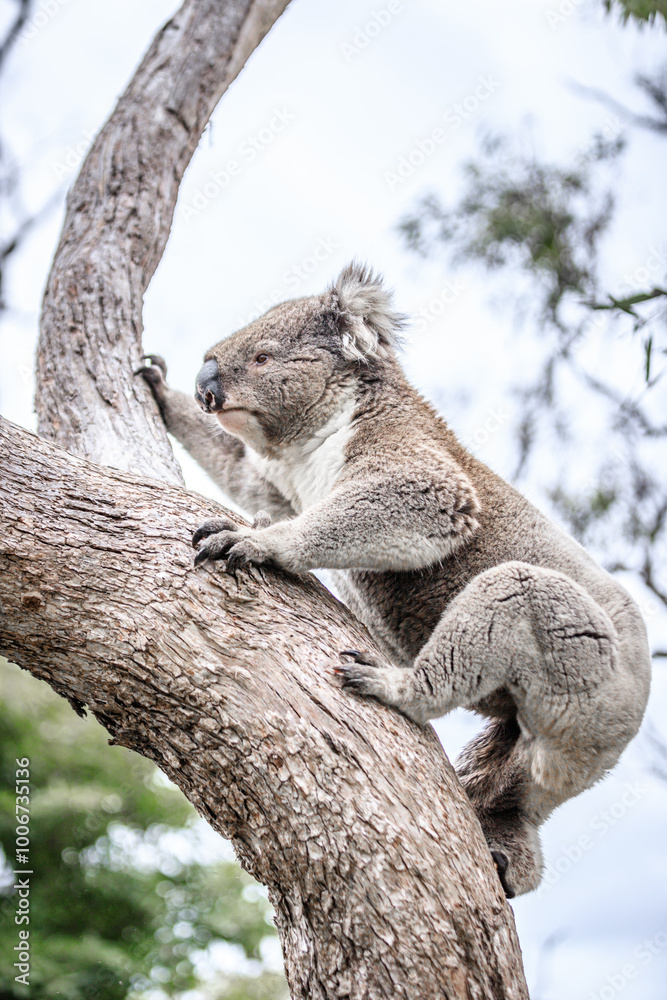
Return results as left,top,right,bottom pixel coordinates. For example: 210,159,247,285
0,659,288,1000
0,1,61,318
604,0,667,25
399,9,667,639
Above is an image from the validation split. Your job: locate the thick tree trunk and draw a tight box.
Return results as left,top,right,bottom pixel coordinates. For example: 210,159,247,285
4,0,531,995
0,415,528,999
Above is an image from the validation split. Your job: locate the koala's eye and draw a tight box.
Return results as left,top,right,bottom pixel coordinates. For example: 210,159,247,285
253,353,269,366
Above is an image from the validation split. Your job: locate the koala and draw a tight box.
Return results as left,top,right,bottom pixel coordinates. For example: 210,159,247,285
137,263,651,898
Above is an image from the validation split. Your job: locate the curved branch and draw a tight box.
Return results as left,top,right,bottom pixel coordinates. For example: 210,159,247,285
0,415,528,999
36,0,291,480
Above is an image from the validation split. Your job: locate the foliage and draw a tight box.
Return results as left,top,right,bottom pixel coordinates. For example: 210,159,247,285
400,132,623,325
0,659,288,1000
604,0,667,27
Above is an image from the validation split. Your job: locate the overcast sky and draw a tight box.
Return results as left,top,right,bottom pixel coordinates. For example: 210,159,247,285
1,0,666,996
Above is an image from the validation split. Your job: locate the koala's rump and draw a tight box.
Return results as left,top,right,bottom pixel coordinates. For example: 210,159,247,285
339,492,617,672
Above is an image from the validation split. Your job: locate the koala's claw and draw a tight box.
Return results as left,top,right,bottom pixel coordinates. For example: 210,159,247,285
194,547,210,567
224,540,257,572
335,651,410,712
142,354,168,376
490,850,515,900
135,357,169,413
192,518,240,548
135,355,167,385
335,665,370,691
193,529,239,565
339,649,384,668
193,521,265,572
193,513,271,570
335,651,387,695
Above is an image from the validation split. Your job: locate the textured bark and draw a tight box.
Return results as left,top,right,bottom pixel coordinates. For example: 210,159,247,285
0,416,528,999
36,0,291,481
8,0,532,995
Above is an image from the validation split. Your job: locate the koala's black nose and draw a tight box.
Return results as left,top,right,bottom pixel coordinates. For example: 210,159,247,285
195,359,224,413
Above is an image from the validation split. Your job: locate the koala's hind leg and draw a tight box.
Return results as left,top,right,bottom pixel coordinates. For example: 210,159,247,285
338,560,644,895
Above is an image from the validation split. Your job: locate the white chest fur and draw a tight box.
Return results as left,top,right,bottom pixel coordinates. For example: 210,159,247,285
246,397,356,513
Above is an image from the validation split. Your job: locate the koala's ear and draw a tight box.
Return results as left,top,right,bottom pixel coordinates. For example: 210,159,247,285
330,262,405,362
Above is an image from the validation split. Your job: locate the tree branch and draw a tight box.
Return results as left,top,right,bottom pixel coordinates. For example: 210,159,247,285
0,414,528,999
36,0,291,480
585,287,667,316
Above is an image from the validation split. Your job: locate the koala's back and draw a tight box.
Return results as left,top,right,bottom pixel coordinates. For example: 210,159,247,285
337,444,636,674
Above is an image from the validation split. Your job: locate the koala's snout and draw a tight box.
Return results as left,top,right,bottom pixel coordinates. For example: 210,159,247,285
195,359,225,413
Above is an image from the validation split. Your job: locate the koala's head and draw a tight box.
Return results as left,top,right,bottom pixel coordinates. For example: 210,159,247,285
195,263,404,454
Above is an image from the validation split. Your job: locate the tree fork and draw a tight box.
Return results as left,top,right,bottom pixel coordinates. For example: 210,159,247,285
36,0,293,479
6,0,531,993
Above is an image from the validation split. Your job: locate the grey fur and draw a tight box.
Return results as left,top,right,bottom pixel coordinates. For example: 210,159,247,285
334,261,406,361
138,264,651,897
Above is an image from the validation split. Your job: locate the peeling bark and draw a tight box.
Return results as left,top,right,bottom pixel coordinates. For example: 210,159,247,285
0,416,528,999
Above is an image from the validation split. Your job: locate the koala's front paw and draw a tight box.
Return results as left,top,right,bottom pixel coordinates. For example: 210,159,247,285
197,533,266,571
135,354,169,410
192,513,270,571
192,517,241,549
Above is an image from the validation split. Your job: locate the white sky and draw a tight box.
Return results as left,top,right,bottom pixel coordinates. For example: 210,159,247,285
1,0,667,996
